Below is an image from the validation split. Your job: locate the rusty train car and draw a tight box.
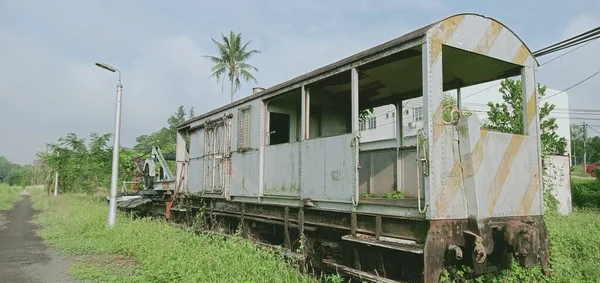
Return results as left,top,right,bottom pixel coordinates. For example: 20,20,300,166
128,13,551,282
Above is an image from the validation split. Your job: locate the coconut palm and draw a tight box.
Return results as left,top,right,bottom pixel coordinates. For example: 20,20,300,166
204,30,261,102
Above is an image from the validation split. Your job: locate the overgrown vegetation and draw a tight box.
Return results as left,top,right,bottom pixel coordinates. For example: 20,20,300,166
35,105,195,194
484,78,567,154
360,190,405,199
570,123,600,166
0,184,22,210
30,189,316,283
0,156,33,186
571,179,600,208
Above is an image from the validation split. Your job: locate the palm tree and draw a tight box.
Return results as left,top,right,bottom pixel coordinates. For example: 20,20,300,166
204,30,261,102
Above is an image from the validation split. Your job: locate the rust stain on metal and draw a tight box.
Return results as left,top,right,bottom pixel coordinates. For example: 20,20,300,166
474,21,503,55
435,129,489,218
434,161,463,218
511,44,530,65
517,168,540,215
430,15,466,64
488,134,527,215
432,102,445,143
526,91,537,127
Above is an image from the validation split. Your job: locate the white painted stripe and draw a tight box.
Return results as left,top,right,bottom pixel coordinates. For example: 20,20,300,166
444,15,491,52
487,27,523,64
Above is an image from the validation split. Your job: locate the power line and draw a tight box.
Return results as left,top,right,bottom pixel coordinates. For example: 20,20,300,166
533,26,600,57
541,69,600,100
540,38,596,66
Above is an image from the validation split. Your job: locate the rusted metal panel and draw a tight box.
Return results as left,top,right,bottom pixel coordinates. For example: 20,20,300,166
264,143,301,197
301,134,357,202
230,150,260,197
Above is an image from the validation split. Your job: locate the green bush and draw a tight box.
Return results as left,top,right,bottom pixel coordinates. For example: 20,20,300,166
571,179,600,208
0,184,22,210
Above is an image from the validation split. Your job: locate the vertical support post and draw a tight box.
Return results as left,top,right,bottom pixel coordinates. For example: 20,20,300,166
301,86,311,140
395,101,403,192
175,129,187,194
375,216,382,240
351,213,357,236
522,64,544,213
284,207,291,249
351,68,360,205
53,171,58,196
259,101,266,198
351,68,360,132
457,87,462,109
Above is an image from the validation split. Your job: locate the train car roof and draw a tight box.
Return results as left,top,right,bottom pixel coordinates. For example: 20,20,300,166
178,13,535,129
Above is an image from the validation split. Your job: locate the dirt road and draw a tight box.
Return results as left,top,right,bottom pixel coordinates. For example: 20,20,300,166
0,192,76,283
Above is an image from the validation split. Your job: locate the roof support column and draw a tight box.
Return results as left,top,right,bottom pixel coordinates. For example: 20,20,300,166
351,68,359,133
351,68,360,205
396,101,403,193
301,85,310,140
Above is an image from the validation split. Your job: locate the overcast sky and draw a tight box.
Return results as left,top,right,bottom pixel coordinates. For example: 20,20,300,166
1,0,599,165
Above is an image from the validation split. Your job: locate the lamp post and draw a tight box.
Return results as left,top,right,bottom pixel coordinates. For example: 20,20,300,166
54,151,59,196
95,62,122,228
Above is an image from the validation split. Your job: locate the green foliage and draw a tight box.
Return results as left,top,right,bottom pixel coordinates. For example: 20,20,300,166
0,156,32,186
570,124,600,166
133,105,193,154
0,184,22,210
442,93,473,123
359,108,374,122
204,30,261,102
43,133,138,194
484,78,567,155
571,179,600,208
31,190,315,283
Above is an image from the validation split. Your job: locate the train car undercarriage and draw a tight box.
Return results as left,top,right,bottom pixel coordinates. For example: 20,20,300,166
120,191,550,282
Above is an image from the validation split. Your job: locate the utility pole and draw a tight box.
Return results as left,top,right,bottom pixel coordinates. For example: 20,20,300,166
95,61,123,229
583,122,587,168
54,152,59,196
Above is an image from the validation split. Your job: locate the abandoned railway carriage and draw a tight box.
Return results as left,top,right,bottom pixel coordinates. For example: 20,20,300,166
141,13,551,282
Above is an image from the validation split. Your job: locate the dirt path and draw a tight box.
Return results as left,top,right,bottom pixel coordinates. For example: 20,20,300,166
0,192,77,283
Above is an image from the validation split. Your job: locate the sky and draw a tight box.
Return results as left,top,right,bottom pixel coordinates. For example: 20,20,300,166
1,0,599,165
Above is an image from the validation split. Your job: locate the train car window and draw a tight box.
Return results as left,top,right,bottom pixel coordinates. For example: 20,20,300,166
269,112,290,145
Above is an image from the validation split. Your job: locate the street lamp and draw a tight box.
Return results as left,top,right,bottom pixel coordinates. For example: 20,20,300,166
96,61,123,228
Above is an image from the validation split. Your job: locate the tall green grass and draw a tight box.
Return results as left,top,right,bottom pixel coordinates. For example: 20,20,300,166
0,184,22,210
30,189,316,283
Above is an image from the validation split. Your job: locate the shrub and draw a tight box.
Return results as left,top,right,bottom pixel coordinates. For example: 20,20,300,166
571,179,600,208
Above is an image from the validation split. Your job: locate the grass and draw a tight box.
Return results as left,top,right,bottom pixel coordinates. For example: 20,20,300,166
441,209,600,283
571,165,594,179
28,188,317,283
0,183,23,210
20,183,600,282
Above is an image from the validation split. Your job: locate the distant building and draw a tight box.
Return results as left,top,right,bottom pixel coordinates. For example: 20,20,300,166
359,80,572,156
